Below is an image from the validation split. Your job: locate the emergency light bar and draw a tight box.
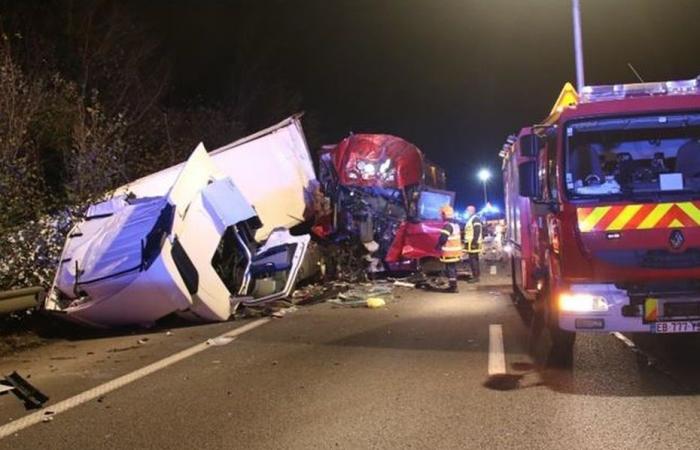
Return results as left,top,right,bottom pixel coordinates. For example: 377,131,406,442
580,77,700,103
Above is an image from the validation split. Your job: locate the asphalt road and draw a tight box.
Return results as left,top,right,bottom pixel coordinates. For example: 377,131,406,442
3,272,700,449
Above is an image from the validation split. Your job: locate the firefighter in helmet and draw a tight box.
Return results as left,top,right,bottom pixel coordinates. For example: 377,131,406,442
436,204,463,293
463,205,483,283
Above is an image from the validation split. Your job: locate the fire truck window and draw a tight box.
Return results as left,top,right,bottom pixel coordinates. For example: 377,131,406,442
566,114,700,198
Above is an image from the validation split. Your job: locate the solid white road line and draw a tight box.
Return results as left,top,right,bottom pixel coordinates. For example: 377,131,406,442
488,324,506,376
0,318,270,440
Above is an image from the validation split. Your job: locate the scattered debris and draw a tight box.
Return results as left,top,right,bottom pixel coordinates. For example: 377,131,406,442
42,411,54,423
393,281,415,288
137,338,149,345
1,371,49,409
206,336,236,346
165,331,173,336
107,346,139,353
366,297,386,309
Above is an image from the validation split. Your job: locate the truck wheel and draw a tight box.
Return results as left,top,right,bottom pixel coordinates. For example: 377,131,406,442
530,283,575,368
510,256,525,306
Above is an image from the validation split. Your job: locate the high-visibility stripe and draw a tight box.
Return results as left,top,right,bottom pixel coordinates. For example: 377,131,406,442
678,201,700,224
637,203,673,229
577,201,700,232
606,204,642,231
578,206,611,232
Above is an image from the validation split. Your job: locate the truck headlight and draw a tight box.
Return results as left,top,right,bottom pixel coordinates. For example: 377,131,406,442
559,292,609,312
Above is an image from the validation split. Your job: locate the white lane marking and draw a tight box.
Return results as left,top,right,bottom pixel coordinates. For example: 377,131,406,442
611,331,636,349
0,318,270,440
488,324,507,376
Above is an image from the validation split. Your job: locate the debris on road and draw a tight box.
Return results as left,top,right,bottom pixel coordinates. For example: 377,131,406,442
1,371,49,409
327,282,394,308
366,297,386,309
206,336,236,346
392,281,416,288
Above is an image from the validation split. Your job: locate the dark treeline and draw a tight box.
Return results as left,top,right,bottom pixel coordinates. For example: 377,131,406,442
0,0,310,289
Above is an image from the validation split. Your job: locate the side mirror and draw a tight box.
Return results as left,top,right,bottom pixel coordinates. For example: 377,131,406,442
519,134,543,157
518,161,538,198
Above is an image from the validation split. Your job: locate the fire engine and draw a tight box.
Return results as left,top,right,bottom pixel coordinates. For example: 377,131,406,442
502,77,700,359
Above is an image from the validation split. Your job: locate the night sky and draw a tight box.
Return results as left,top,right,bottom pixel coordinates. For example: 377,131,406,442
138,0,700,208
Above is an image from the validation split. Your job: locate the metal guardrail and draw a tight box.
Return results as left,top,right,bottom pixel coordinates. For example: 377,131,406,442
0,287,44,315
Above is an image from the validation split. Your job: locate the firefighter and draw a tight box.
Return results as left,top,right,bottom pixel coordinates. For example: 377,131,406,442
463,205,483,283
435,205,462,293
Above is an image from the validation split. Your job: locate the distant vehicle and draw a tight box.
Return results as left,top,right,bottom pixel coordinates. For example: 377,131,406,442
316,134,454,272
502,77,700,359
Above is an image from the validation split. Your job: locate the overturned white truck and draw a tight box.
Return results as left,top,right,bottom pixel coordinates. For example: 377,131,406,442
45,116,317,327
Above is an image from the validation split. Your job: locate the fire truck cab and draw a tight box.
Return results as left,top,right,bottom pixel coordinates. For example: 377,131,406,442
503,77,700,358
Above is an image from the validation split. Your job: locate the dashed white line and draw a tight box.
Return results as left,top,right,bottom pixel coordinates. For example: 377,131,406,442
0,318,270,440
488,324,507,376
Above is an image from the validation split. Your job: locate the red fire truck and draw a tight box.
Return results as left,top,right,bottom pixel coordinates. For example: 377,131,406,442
503,77,700,359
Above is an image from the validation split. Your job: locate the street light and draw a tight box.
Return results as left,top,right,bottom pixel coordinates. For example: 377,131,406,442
477,168,491,205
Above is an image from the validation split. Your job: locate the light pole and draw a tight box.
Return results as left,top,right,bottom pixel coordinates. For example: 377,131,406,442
478,168,491,206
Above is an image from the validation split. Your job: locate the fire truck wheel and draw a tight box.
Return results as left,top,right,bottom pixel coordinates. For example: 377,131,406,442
510,256,525,306
535,283,576,367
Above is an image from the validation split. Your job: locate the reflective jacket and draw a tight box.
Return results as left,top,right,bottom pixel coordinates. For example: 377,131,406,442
464,214,483,254
440,222,463,263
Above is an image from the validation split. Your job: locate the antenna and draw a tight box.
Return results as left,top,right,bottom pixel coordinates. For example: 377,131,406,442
627,63,645,83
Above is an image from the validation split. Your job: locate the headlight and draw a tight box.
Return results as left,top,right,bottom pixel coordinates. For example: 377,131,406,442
559,292,609,312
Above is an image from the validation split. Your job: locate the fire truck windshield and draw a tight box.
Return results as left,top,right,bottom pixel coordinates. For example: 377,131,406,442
565,113,700,199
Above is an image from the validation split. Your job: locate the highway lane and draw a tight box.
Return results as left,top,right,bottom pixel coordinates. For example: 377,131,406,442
2,275,700,449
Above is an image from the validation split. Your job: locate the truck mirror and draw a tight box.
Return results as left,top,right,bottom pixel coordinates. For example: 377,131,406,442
519,134,543,157
518,161,538,198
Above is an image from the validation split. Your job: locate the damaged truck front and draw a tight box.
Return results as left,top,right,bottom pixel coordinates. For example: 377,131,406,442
316,134,454,273
45,115,318,327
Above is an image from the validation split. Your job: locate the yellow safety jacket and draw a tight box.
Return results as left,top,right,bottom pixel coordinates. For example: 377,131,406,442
440,222,463,263
464,215,483,254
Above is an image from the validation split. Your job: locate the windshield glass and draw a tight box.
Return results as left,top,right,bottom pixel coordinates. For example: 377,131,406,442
565,113,700,199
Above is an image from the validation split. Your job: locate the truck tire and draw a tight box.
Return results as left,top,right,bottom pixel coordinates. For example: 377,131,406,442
510,256,526,307
531,283,575,367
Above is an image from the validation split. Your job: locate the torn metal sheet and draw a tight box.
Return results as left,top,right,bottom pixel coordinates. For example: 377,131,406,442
114,115,316,240
45,145,311,328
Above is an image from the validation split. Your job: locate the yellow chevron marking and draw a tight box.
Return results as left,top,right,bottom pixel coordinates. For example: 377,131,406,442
578,206,611,232
677,202,700,225
637,203,673,229
669,218,685,228
606,204,642,231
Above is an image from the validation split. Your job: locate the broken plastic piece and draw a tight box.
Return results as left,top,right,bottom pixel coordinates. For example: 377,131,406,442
366,297,386,309
3,371,49,409
206,336,236,346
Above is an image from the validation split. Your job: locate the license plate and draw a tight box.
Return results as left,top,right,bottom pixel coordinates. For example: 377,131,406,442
652,321,700,334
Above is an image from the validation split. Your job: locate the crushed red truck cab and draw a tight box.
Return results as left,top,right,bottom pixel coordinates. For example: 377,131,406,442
503,78,700,352
317,134,454,272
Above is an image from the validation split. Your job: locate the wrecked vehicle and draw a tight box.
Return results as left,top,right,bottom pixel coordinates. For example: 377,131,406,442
114,114,317,240
316,134,454,273
44,146,310,327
